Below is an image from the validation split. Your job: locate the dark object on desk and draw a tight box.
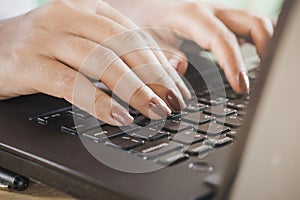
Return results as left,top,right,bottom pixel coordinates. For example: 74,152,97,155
0,167,29,191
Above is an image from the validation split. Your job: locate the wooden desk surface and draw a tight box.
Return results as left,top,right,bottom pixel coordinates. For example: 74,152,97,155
0,181,74,200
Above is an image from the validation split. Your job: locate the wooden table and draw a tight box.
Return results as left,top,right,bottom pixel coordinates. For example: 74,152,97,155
0,181,74,200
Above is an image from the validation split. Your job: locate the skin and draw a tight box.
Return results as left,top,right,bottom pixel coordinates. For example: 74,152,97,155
0,0,274,126
106,0,274,93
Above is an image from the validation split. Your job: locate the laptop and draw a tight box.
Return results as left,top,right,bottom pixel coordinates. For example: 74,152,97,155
1,0,299,199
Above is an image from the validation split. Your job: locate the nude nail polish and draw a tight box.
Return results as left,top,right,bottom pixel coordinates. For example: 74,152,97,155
169,58,180,70
166,92,186,113
111,107,133,126
239,72,250,94
149,100,170,119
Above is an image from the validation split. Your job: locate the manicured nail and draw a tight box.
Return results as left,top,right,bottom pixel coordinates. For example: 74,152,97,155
239,72,250,94
149,99,171,119
169,58,180,70
111,107,134,126
166,91,186,112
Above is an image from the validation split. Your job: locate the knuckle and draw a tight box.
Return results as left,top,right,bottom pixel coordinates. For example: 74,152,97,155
253,16,268,27
220,31,237,42
131,84,152,105
212,31,237,47
58,73,76,96
120,31,144,47
180,1,200,12
97,16,127,37
253,16,273,32
179,1,212,14
36,0,73,21
94,92,108,108
93,93,113,121
48,0,68,10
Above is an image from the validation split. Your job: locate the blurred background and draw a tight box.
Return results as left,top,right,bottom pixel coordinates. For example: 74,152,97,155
200,0,283,18
0,0,284,19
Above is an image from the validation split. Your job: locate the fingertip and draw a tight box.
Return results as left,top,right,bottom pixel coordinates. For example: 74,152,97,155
177,59,189,75
224,66,250,95
168,57,188,75
169,58,180,71
111,106,134,126
238,72,250,94
166,90,186,113
231,72,250,95
148,97,172,119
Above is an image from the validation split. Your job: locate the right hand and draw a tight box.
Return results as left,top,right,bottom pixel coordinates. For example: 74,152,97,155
0,0,190,126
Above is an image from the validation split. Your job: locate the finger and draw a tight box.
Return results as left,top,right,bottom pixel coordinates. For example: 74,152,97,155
56,2,185,111
48,36,172,119
87,45,172,119
25,56,134,126
154,39,189,76
96,1,190,103
137,31,191,100
76,14,185,110
214,8,274,56
171,4,249,94
97,1,189,85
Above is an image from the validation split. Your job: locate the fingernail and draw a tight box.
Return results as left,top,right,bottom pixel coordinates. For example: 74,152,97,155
149,98,171,119
169,58,180,70
111,107,134,126
166,91,186,112
239,72,250,94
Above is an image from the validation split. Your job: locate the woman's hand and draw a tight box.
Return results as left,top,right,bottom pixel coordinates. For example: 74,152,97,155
107,0,274,94
0,0,192,126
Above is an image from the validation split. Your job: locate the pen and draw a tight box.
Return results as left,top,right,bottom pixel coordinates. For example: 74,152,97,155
0,167,29,191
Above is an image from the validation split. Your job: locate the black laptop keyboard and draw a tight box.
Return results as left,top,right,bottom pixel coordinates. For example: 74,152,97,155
32,71,256,167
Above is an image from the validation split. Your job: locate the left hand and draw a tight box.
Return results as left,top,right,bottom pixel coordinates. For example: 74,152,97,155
106,0,274,94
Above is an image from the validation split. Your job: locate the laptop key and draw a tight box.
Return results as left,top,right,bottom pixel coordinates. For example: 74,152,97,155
82,125,134,142
227,99,248,110
226,130,238,138
170,130,206,145
130,127,170,141
184,102,208,113
198,96,229,106
237,110,247,117
194,123,231,136
161,120,193,133
68,109,93,119
155,151,189,166
105,135,144,150
167,112,188,120
185,143,213,156
225,89,246,100
129,107,141,117
195,90,209,98
61,118,105,135
133,139,184,159
36,110,68,125
134,115,163,127
206,135,233,147
182,112,215,125
203,106,236,117
216,115,243,128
